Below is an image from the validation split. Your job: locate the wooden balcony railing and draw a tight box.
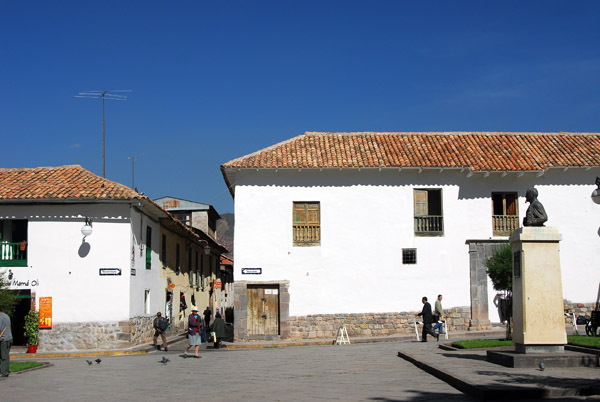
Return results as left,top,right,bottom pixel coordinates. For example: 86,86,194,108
0,242,28,267
493,215,519,236
414,216,444,235
293,224,321,245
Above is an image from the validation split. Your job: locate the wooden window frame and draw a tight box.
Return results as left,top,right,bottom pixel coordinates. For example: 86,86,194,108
145,226,152,270
414,189,444,236
293,202,321,246
491,192,519,236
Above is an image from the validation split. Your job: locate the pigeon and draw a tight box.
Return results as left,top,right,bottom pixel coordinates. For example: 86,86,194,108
160,357,170,365
95,358,102,364
86,360,93,365
539,361,545,371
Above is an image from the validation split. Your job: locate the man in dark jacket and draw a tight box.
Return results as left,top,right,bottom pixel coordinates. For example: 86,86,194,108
0,308,12,377
415,297,439,342
152,312,168,351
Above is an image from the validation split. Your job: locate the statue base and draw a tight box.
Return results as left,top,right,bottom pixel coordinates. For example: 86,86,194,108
509,226,567,353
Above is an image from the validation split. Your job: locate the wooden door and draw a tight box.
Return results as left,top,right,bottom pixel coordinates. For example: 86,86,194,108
247,285,280,337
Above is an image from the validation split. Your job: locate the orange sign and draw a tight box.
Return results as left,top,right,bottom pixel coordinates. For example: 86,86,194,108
167,283,175,289
39,297,52,329
214,280,222,289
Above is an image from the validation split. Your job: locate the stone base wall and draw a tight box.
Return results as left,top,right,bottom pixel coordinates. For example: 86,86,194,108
39,316,161,351
288,307,472,340
564,302,597,327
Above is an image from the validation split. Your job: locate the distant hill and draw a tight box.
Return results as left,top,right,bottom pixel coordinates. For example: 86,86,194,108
217,213,234,258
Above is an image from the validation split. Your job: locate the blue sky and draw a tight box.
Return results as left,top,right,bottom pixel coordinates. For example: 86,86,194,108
1,1,599,214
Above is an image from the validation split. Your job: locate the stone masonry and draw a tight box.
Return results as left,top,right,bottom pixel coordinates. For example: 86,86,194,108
38,315,165,351
288,307,472,340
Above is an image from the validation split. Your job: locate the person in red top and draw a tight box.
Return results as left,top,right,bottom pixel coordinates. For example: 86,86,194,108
184,307,203,358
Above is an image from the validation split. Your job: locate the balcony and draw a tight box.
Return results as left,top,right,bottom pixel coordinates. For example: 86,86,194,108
293,224,321,245
0,242,28,267
492,215,519,236
414,215,444,236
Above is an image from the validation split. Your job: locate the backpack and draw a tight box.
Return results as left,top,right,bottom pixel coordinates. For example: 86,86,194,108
158,318,168,331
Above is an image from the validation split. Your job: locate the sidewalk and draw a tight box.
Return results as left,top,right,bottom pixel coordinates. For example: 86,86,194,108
10,328,503,358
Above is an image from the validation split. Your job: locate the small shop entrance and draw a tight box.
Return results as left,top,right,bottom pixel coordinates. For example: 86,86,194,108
9,290,31,346
247,284,280,338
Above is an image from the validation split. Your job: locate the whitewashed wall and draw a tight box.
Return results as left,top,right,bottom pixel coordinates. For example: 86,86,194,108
232,168,600,319
129,207,162,318
0,203,160,323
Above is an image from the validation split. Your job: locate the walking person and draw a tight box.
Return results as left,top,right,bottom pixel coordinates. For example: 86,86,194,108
211,312,226,349
203,306,212,329
152,312,168,351
0,308,12,378
432,294,444,335
415,296,439,342
184,307,203,358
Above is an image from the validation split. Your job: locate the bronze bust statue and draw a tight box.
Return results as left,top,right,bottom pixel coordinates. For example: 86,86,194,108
523,187,547,227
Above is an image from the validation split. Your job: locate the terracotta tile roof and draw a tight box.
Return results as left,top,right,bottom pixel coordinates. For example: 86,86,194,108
221,132,600,171
0,165,143,200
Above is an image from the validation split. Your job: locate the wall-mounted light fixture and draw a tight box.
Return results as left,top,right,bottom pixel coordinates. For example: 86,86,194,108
81,217,93,238
592,177,600,205
199,239,211,255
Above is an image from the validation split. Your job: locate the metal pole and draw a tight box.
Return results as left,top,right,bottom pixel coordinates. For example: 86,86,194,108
131,156,135,188
102,93,106,178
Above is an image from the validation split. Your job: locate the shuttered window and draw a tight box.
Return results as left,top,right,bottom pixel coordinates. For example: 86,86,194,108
492,192,519,236
414,189,444,236
293,202,320,246
145,226,152,270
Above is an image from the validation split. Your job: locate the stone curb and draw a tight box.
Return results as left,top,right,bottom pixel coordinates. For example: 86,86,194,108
10,334,188,359
224,329,506,350
12,362,54,375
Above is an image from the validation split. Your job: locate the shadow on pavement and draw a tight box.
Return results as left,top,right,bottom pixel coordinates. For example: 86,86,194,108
368,390,477,401
441,352,488,362
475,370,600,395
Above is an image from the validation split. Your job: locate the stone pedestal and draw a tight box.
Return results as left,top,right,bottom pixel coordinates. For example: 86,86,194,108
509,227,566,353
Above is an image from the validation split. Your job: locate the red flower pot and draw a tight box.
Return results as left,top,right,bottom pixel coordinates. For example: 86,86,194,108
27,345,38,354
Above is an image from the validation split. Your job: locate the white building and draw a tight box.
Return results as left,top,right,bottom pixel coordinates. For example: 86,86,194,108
221,132,600,341
0,165,209,350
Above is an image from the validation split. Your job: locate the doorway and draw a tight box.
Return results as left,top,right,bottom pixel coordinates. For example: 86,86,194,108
247,285,280,338
9,290,31,346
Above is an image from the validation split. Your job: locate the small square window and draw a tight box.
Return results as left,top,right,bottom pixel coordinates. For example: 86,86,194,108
402,249,417,265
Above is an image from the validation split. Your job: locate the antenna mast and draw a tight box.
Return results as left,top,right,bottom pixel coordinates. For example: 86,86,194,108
75,90,131,177
128,155,142,189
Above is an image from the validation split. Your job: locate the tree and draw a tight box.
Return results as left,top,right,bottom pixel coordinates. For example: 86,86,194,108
0,271,15,315
486,244,512,292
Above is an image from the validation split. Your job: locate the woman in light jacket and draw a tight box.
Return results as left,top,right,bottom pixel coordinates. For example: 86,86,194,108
184,306,203,358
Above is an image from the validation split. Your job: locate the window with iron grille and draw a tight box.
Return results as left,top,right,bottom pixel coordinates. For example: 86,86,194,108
402,248,417,264
293,202,320,246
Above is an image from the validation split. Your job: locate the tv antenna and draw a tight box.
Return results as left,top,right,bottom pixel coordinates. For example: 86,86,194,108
128,154,143,190
75,90,132,177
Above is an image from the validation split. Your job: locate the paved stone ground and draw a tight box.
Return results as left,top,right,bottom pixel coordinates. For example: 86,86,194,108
397,341,600,401
1,339,475,402
3,337,600,401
